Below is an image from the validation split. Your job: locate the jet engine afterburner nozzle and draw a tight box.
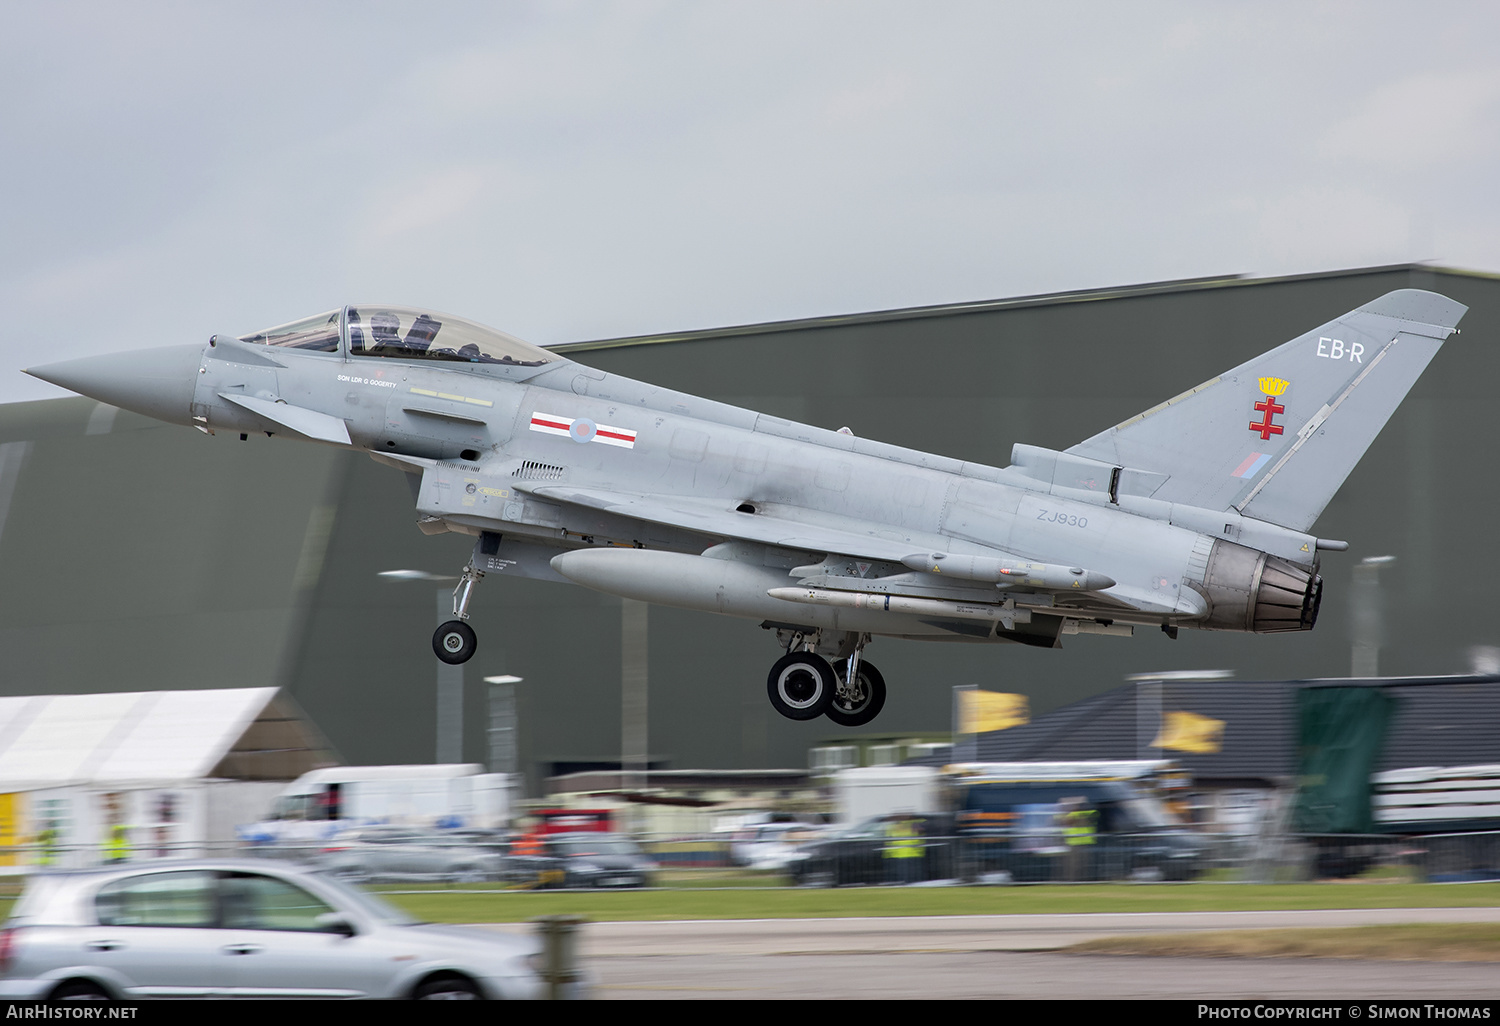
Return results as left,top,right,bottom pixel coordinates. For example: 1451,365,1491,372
1189,539,1322,633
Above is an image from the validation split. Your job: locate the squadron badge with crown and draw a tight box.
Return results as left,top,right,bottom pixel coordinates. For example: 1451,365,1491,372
1250,376,1289,441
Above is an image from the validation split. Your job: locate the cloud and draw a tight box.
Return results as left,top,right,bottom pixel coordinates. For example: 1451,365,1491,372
1318,68,1500,171
364,167,492,243
6,2,1500,404
1235,186,1415,270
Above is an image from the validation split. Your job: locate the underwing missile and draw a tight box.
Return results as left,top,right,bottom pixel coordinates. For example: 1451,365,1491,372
901,552,1115,592
551,547,950,634
768,585,1021,623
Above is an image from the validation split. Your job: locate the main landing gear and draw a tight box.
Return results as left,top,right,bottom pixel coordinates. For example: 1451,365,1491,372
767,630,886,727
433,563,484,665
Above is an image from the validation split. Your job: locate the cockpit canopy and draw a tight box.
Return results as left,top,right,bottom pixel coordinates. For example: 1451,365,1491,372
239,310,342,351
238,306,555,367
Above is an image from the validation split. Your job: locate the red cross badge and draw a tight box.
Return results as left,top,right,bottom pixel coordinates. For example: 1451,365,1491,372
1250,376,1289,441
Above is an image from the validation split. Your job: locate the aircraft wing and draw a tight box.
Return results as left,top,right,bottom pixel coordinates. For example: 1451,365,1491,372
522,483,941,563
524,483,1174,619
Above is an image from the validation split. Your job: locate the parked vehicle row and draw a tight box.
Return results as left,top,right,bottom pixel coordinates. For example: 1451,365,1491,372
262,815,1201,888
786,817,1203,886
299,828,659,889
787,781,1203,887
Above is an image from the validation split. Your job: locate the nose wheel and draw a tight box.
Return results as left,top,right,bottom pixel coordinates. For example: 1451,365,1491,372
431,559,484,664
434,620,477,664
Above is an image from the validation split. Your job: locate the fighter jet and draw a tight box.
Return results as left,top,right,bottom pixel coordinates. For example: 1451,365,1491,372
26,290,1466,726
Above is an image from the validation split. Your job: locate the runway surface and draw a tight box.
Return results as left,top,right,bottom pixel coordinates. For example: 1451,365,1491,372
485,907,1500,999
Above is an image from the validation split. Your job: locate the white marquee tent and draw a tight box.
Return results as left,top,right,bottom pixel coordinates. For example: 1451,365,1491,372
0,687,336,870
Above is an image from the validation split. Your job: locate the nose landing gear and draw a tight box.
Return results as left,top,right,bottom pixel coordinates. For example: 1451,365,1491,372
432,563,484,665
434,619,477,664
767,631,886,726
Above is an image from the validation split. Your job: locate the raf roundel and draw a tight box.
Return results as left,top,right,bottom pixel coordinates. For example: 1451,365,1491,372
529,411,638,449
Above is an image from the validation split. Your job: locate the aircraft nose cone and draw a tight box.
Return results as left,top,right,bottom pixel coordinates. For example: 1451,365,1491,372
26,344,204,427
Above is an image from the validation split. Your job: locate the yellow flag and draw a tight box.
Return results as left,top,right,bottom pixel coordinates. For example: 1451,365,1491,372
1152,710,1225,754
0,793,16,867
959,690,1028,734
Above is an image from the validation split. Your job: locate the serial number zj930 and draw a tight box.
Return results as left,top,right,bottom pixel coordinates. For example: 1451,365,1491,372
1036,509,1088,528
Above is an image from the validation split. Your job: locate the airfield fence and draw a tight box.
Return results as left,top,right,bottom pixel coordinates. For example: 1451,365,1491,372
1406,831,1500,883
7,829,1495,886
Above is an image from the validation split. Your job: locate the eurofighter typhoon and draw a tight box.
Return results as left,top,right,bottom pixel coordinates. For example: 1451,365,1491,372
26,290,1466,726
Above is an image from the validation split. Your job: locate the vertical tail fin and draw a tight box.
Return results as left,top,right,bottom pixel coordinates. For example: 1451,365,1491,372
1066,289,1466,532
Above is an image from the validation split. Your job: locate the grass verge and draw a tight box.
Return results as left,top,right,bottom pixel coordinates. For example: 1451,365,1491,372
374,882,1500,924
1069,923,1500,961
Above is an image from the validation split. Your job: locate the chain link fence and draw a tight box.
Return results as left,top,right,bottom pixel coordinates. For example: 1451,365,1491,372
1406,831,1500,883
1,829,1495,888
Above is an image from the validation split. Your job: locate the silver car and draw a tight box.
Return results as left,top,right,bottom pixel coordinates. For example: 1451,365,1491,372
0,859,556,999
728,823,827,872
306,826,507,884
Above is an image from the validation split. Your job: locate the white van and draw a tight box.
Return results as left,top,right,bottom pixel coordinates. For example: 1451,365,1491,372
248,764,512,841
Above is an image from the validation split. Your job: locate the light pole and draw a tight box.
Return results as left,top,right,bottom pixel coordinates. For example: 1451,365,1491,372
483,675,523,777
484,675,523,822
378,569,464,763
621,599,648,797
1352,556,1396,677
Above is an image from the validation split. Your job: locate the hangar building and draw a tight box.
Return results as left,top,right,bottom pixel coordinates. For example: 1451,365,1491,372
1,264,1496,792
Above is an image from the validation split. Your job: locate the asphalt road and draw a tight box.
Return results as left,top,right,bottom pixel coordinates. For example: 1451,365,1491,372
486,908,1500,1000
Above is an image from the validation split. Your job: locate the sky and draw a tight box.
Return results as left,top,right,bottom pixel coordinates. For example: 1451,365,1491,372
4,0,1499,404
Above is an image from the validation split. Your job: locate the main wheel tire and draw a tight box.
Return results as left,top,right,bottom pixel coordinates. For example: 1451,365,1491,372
825,660,888,727
50,980,112,1001
767,652,835,720
414,974,483,1000
433,620,477,664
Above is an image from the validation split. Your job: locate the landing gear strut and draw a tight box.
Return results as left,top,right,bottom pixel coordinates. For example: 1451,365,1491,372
828,657,887,728
433,563,483,665
767,630,885,726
